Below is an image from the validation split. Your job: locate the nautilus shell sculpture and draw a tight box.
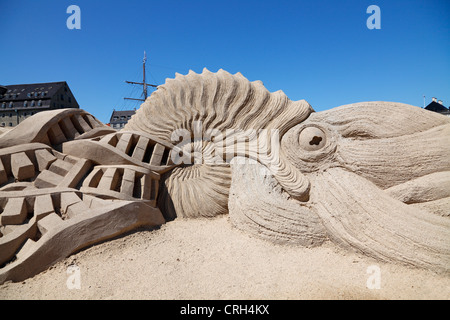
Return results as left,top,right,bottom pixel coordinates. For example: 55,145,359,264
0,69,449,283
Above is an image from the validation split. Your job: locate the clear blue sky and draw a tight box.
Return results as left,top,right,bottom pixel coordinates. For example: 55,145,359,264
1,0,449,123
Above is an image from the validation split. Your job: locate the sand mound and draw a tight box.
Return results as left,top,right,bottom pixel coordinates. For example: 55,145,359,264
0,216,448,300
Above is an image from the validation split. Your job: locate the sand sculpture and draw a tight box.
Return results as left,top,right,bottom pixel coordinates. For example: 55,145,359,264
0,69,449,284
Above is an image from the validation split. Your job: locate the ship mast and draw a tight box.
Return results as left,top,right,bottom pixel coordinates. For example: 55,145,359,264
143,51,147,100
124,51,158,102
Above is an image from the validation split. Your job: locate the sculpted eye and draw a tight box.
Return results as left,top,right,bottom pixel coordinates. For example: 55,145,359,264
298,126,327,151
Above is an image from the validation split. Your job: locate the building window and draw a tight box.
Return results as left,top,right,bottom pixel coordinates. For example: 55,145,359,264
37,100,42,106
34,92,39,98
27,93,32,98
24,112,28,117
1,102,5,108
1,114,4,118
31,100,35,107
1,123,4,127
9,102,13,108
9,123,12,127
23,101,27,107
68,96,72,103
60,94,64,101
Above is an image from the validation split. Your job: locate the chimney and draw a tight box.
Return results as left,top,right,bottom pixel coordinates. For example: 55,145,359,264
438,100,443,105
432,97,437,102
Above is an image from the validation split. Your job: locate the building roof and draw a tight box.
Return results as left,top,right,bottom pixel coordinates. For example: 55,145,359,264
110,109,136,123
0,82,67,102
111,110,136,117
425,101,448,113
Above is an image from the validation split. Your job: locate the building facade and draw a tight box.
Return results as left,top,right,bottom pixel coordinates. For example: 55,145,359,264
109,109,136,130
0,81,79,127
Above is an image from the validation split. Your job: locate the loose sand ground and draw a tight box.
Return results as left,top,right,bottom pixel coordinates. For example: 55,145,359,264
0,216,449,300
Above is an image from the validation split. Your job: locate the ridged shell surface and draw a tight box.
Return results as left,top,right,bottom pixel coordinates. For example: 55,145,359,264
125,69,313,218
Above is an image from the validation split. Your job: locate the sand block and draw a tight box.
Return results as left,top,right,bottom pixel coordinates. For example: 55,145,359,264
11,152,35,181
34,194,55,220
0,219,37,266
74,114,92,132
149,143,165,166
120,168,136,196
15,238,37,260
1,197,28,225
99,133,116,145
47,123,67,145
0,158,8,185
34,170,64,188
97,168,120,191
57,159,92,188
66,201,89,219
48,159,73,176
140,175,152,201
60,192,89,219
85,114,103,128
37,213,62,235
35,148,57,171
131,136,149,161
60,116,80,140
116,133,133,154
82,194,115,209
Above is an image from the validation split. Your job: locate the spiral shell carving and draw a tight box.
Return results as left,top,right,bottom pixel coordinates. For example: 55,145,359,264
125,69,313,218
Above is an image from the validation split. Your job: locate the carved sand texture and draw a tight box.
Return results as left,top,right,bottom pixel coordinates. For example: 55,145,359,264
276,102,449,273
0,109,115,150
0,69,449,284
309,168,450,273
159,164,231,220
228,158,327,246
0,197,164,283
0,114,166,284
63,130,176,174
128,72,449,273
309,101,450,139
125,69,313,204
386,172,450,204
